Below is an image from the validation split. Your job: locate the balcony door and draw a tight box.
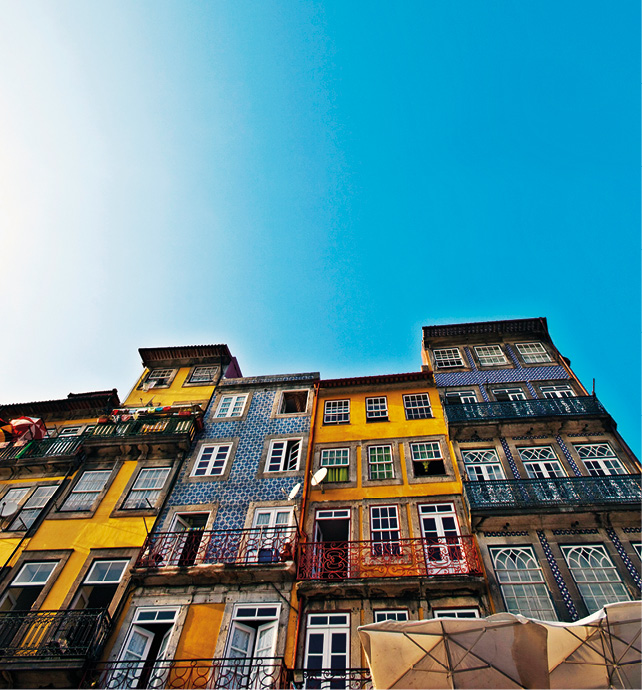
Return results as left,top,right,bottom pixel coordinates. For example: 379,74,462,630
313,510,350,579
304,613,349,689
166,513,209,567
247,508,294,564
111,607,178,689
418,504,462,574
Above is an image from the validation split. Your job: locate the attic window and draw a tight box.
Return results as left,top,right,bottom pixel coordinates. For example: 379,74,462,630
188,366,218,384
145,369,174,387
280,391,308,414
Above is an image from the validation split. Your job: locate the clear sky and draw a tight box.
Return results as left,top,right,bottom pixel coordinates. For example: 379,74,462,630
0,1,639,456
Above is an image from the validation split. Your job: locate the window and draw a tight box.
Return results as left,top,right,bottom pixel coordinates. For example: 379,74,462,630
515,342,551,363
433,608,480,619
1,487,30,508
491,547,557,620
433,348,464,368
266,439,302,472
474,345,507,366
462,449,505,481
61,470,112,511
374,610,408,622
0,561,57,611
409,442,445,477
145,368,175,387
574,443,625,476
214,394,248,418
249,509,294,563
633,544,641,559
305,613,349,685
418,503,461,571
365,397,388,421
540,385,575,399
518,447,566,478
9,485,59,531
122,468,171,509
188,366,217,384
323,400,350,425
492,387,526,401
403,393,432,419
367,445,394,480
562,545,630,613
58,426,83,437
370,506,400,556
279,391,308,414
320,449,349,482
445,390,477,404
191,444,232,477
73,559,129,609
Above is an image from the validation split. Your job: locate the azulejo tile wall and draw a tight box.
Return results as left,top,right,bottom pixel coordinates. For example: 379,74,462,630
163,374,317,531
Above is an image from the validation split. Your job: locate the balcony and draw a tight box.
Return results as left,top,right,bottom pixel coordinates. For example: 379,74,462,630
297,536,482,581
289,668,372,689
85,414,199,443
464,475,642,513
84,656,288,689
0,436,83,462
0,608,110,663
444,396,608,424
136,527,298,570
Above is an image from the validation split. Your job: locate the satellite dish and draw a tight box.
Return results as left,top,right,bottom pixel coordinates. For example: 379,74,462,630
310,468,328,486
0,501,19,518
288,483,302,500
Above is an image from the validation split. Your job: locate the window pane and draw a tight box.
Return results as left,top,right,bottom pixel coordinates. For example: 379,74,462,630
403,393,432,419
368,446,394,479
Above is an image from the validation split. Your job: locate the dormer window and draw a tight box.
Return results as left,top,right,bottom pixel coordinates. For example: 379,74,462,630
474,345,507,366
144,368,175,388
433,348,464,368
515,342,551,363
188,366,218,384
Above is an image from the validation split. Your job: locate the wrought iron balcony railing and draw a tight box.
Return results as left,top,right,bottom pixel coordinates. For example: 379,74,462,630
0,608,110,661
297,536,482,581
136,527,299,568
444,396,608,424
85,656,288,689
0,436,83,462
464,475,642,512
86,416,198,440
289,668,372,689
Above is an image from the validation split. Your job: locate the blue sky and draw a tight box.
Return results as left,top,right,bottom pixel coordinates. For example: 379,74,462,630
0,1,639,455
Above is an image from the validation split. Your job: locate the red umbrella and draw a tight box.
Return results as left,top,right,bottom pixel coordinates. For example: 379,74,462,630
10,417,47,441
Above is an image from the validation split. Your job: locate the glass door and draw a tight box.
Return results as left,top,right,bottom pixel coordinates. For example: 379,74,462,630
419,503,462,574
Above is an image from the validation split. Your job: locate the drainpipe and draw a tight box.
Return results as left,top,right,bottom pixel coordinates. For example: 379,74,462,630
291,379,319,671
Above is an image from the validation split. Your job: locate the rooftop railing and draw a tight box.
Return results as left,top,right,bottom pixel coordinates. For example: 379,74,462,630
136,527,298,568
444,396,608,424
85,656,288,689
297,536,482,581
0,608,110,661
464,475,642,512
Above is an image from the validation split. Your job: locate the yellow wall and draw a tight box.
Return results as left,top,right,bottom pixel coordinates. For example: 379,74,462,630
313,384,462,505
175,604,226,658
124,368,217,408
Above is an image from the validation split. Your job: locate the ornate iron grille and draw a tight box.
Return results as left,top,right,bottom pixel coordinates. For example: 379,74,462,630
136,527,299,568
297,536,482,580
0,436,83,461
84,656,288,689
0,608,110,659
464,475,642,511
444,396,607,423
289,668,372,689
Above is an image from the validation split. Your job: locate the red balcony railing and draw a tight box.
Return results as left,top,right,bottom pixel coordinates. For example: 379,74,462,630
297,536,482,580
84,656,288,689
136,527,298,568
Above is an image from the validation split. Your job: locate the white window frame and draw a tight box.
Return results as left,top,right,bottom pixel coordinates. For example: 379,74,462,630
278,390,309,415
12,561,57,586
60,470,112,511
474,345,507,366
445,390,477,404
409,441,445,477
58,426,83,437
574,443,626,476
370,505,401,552
374,610,408,622
323,400,350,425
214,394,248,418
84,559,129,585
403,393,432,419
122,468,171,510
191,444,232,477
320,448,350,482
515,342,551,363
365,397,388,420
540,385,575,398
266,438,302,473
461,449,505,481
433,608,480,619
433,348,464,368
518,447,566,479
304,613,350,684
188,366,218,384
145,368,175,386
367,445,394,480
9,485,59,531
492,387,527,401
561,545,630,614
491,546,557,620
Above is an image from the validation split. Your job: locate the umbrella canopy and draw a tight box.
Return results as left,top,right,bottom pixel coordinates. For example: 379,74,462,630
10,416,47,441
358,602,641,690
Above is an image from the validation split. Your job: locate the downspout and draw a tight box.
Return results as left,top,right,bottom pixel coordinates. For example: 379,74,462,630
291,379,319,671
